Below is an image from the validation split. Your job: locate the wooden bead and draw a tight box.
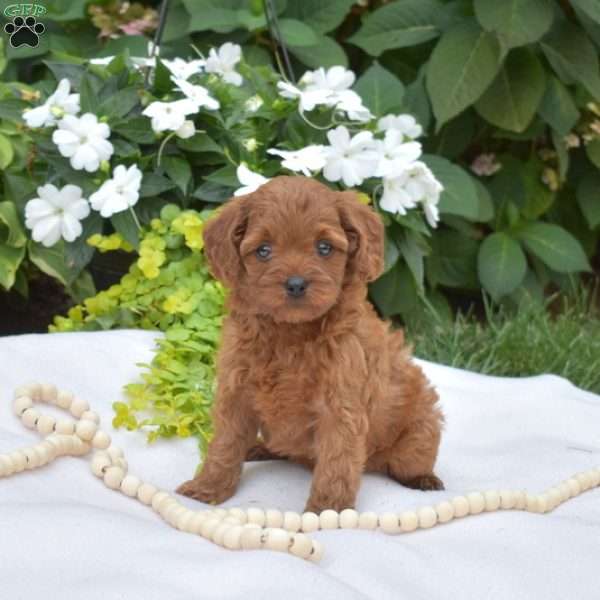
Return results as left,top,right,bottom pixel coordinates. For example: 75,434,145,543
499,490,516,509
212,508,228,519
537,494,549,513
451,496,469,518
33,444,51,466
576,472,592,491
137,483,158,505
211,522,231,546
590,469,600,488
167,506,187,528
14,384,39,400
70,398,90,418
189,513,207,534
120,475,142,497
92,431,111,450
435,501,455,523
246,508,265,526
283,511,302,532
240,525,263,550
358,511,378,530
287,533,312,558
151,491,170,512
200,517,221,539
308,539,324,562
40,384,58,403
56,390,74,409
514,490,526,509
399,511,418,532
525,494,539,513
379,512,401,534
22,447,40,468
75,420,98,441
176,510,195,532
265,509,284,528
319,509,339,530
467,492,485,514
223,525,244,550
223,515,243,526
567,478,581,497
36,415,56,436
81,411,100,424
339,508,359,529
227,508,247,524
547,487,561,510
484,490,501,511
0,455,13,476
8,451,27,472
91,453,111,477
265,528,291,552
159,500,179,520
418,506,437,529
301,512,320,532
107,446,124,461
21,408,40,430
55,420,75,435
13,396,33,416
103,466,125,490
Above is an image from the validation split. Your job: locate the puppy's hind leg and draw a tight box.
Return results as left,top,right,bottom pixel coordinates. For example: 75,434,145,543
384,418,444,491
245,440,286,462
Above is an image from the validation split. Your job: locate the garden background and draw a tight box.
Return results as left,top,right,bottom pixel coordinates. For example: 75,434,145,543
1,0,599,453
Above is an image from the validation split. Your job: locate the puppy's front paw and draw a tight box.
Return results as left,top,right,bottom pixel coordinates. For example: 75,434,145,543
175,477,235,504
402,473,445,491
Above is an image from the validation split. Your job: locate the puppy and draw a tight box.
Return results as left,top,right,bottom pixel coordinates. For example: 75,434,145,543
177,176,444,513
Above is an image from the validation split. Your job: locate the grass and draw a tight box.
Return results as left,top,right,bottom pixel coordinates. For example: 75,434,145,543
405,286,600,395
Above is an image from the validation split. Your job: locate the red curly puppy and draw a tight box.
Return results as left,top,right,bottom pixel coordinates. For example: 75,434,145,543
177,176,444,513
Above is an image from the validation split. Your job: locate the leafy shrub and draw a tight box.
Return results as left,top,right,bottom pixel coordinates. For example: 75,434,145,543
50,204,224,453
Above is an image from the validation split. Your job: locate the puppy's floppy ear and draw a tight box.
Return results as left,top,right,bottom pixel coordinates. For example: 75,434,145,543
202,196,249,286
336,191,384,283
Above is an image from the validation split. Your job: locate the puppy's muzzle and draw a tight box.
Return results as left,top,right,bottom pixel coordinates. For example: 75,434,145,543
285,276,309,298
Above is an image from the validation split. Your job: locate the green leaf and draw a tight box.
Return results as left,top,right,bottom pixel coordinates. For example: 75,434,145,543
383,228,401,274
0,245,25,290
475,48,545,133
572,0,600,24
113,117,155,144
421,155,480,220
551,129,569,183
204,165,239,187
44,61,86,87
176,133,223,154
353,62,405,117
0,132,14,170
427,21,502,128
538,76,580,136
140,173,176,198
98,87,140,119
369,263,418,317
349,0,443,57
28,240,75,286
577,172,600,229
473,0,554,48
111,210,141,249
471,179,494,223
0,201,26,247
0,99,27,122
541,22,600,99
275,19,318,46
517,223,591,273
398,230,426,292
187,1,240,33
283,0,355,33
79,74,101,114
64,212,103,275
153,60,175,96
163,156,192,194
585,138,600,169
192,181,233,203
427,231,479,289
522,158,556,219
289,35,348,69
477,232,527,298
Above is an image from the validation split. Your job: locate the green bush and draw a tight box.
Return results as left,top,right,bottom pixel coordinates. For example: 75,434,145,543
1,0,598,319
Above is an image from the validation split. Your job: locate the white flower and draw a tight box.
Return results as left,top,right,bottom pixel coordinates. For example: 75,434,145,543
23,79,80,128
276,81,334,112
163,57,205,80
334,89,373,122
377,114,423,140
142,99,198,133
380,162,443,227
173,78,219,110
234,164,270,197
175,120,196,139
89,164,143,218
205,42,243,86
267,145,327,177
52,113,113,172
89,56,115,66
25,184,90,247
374,129,422,177
301,66,355,93
322,126,379,187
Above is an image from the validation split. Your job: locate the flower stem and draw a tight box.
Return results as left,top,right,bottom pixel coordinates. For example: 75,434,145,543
157,131,176,167
298,109,335,131
129,206,142,231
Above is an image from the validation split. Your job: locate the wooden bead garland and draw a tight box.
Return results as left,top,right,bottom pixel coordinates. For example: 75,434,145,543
2,383,600,563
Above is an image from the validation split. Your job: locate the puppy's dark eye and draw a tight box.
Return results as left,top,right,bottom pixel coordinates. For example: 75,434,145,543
317,240,333,257
256,244,272,261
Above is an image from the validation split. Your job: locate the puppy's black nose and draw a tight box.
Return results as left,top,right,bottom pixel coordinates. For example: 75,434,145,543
285,276,308,298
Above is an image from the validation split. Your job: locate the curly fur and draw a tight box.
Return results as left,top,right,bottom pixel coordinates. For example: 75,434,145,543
177,176,444,513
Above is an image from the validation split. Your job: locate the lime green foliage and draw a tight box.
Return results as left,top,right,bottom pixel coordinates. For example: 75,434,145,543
407,286,600,395
50,205,225,454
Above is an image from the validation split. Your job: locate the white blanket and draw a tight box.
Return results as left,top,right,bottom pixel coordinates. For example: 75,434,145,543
1,330,599,600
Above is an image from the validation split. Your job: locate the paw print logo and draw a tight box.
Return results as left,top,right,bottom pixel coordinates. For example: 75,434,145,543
4,16,45,48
